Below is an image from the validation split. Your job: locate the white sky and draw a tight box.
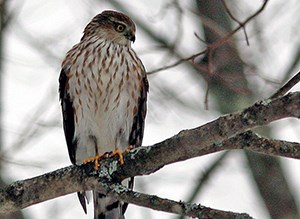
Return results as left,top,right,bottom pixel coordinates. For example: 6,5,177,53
2,0,300,219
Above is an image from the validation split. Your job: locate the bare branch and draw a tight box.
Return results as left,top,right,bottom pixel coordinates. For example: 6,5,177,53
221,0,250,45
271,70,300,99
101,183,253,219
0,91,299,216
0,165,252,219
199,131,300,159
147,50,206,74
216,0,269,46
147,0,269,75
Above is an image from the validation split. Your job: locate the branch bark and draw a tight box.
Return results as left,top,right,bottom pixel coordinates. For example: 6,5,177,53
0,92,299,217
102,183,253,219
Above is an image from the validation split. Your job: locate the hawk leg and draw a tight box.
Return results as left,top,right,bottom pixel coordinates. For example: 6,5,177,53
83,152,108,170
110,146,134,165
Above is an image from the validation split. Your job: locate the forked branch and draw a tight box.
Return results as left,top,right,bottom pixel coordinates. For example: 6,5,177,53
0,91,299,218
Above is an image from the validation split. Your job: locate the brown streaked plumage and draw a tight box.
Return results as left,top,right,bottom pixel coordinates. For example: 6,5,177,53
59,10,148,219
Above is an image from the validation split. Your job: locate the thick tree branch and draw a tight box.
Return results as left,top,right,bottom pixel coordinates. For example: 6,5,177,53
0,92,299,216
99,183,253,219
0,166,252,218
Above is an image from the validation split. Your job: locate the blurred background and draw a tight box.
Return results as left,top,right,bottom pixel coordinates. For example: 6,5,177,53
1,0,300,218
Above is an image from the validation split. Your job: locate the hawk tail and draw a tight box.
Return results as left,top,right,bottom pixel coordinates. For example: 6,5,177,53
93,192,125,219
93,177,133,219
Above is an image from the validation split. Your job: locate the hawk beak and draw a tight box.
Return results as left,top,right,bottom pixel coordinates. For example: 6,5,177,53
129,35,136,43
125,31,135,43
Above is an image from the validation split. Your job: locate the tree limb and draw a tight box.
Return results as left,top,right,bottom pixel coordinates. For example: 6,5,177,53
100,183,253,219
0,92,299,216
199,131,300,159
271,70,300,99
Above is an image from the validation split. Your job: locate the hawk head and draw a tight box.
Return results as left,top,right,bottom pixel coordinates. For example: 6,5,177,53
82,10,136,46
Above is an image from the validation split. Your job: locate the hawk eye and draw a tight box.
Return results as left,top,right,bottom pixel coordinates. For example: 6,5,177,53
115,24,125,32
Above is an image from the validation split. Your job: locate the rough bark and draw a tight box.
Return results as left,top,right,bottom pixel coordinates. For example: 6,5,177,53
0,92,299,218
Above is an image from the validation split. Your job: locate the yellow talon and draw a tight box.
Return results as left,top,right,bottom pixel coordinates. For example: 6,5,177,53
84,146,135,169
123,145,134,154
83,153,108,170
110,149,124,165
110,146,134,165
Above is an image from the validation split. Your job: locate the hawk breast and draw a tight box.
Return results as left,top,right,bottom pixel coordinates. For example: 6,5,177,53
64,39,146,163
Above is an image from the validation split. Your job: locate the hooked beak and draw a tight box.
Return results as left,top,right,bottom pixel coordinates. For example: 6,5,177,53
125,31,135,43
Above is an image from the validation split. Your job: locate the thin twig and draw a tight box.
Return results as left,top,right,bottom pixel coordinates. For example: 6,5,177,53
214,0,268,48
147,50,206,74
221,0,250,45
270,70,300,99
147,0,269,75
204,81,210,110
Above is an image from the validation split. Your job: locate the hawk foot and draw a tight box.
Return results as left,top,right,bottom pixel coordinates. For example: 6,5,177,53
123,145,134,154
83,152,108,170
110,146,134,165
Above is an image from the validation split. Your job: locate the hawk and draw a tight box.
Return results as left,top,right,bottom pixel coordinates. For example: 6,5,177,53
59,10,148,219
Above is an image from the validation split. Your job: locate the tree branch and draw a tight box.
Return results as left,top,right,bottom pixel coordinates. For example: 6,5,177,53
147,0,269,74
271,70,300,99
0,92,299,216
99,183,253,219
199,131,300,159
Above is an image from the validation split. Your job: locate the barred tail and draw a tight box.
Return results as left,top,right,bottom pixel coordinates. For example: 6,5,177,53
93,192,125,219
93,177,134,219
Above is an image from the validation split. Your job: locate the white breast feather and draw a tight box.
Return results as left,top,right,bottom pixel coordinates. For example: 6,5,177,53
67,39,142,164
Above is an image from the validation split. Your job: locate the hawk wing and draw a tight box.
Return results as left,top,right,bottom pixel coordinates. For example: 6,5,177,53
59,68,87,213
129,76,149,147
59,68,76,164
122,76,148,215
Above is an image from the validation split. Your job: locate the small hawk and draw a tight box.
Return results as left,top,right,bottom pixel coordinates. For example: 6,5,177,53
59,10,148,219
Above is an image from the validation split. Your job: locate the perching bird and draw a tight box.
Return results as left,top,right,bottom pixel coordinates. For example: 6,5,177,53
59,10,148,219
